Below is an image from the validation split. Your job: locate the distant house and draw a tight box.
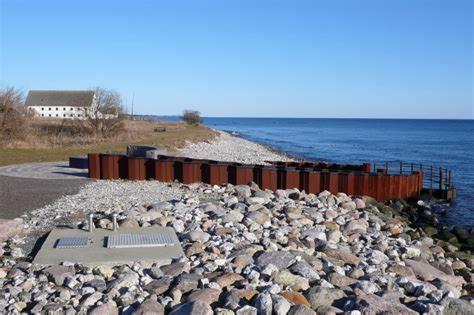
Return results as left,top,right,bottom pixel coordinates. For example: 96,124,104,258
26,90,96,120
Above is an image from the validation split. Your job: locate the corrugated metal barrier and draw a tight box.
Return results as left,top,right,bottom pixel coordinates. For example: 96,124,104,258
87,153,426,201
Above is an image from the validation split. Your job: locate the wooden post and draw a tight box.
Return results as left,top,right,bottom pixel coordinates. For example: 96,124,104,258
439,167,442,191
399,161,403,174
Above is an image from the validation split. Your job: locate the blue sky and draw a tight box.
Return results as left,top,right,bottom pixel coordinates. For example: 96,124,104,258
1,0,472,118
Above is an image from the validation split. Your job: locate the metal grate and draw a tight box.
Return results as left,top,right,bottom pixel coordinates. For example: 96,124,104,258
107,231,179,248
55,237,90,249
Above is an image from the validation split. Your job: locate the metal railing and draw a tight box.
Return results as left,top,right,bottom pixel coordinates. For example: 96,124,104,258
372,161,453,191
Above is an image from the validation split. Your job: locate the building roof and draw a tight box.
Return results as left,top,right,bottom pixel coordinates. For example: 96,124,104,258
25,90,95,108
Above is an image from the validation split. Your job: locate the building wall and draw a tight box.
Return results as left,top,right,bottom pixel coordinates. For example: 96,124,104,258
28,105,90,119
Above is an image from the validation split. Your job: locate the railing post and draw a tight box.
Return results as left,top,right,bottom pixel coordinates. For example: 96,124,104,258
430,165,433,190
399,161,402,174
439,167,443,191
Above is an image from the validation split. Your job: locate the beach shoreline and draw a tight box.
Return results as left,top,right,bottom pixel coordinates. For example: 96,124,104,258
0,130,472,314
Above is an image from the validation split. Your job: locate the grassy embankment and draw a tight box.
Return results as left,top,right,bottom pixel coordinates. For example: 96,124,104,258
0,119,217,166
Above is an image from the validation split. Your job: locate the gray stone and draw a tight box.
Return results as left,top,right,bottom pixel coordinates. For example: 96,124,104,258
306,286,347,309
134,298,165,315
272,295,292,315
254,293,272,315
234,185,252,198
442,297,474,315
355,293,417,314
236,305,258,315
89,302,119,315
170,301,213,315
43,265,75,286
255,251,297,269
188,231,211,242
289,261,320,282
288,305,316,315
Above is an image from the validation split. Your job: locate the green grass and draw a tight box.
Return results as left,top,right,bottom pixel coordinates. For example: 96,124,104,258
0,124,216,166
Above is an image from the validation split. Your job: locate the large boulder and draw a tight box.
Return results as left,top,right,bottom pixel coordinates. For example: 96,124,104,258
355,292,417,314
405,259,466,287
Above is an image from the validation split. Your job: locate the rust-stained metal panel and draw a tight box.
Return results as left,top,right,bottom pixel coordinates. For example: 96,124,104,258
285,167,300,190
182,160,202,184
154,159,175,182
261,167,278,190
88,153,100,179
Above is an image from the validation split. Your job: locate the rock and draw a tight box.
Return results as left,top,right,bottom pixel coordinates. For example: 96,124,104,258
161,262,190,277
405,259,466,287
327,230,342,243
289,261,320,282
236,305,258,315
387,264,415,277
343,219,368,235
254,293,272,315
306,286,347,309
0,219,24,241
273,270,309,291
273,295,292,315
143,277,173,295
149,265,164,279
173,273,200,293
354,198,366,209
135,298,165,315
328,272,358,287
281,291,311,307
187,288,221,304
246,211,271,225
323,248,360,266
355,293,418,314
43,265,75,286
170,301,213,315
288,305,317,315
188,231,211,242
215,272,244,288
82,292,103,308
95,265,114,279
89,303,119,315
222,211,244,223
255,251,296,269
341,201,356,211
235,185,251,198
119,218,139,228
442,297,474,315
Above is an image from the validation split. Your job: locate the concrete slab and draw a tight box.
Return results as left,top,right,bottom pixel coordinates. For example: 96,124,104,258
34,226,184,266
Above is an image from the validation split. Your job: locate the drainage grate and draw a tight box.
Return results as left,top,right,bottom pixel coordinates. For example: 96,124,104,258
107,231,179,248
55,237,90,249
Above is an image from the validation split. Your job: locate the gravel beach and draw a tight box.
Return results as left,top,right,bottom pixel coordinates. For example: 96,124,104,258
178,131,294,165
0,132,473,314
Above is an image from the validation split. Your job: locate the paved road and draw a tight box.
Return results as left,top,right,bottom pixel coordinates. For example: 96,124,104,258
0,162,89,219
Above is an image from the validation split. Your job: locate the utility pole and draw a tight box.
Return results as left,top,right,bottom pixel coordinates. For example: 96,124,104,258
131,93,134,120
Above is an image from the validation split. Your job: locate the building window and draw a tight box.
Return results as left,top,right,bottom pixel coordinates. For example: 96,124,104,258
49,114,51,117
71,114,73,117
56,114,58,117
41,107,44,111
49,108,51,111
56,107,58,111
71,107,74,110
63,114,66,117
41,114,44,117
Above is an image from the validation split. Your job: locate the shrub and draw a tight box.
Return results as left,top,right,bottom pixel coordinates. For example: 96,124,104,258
181,110,203,125
0,87,27,143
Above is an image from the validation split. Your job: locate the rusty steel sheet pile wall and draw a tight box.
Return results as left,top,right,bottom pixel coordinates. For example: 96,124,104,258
88,153,424,201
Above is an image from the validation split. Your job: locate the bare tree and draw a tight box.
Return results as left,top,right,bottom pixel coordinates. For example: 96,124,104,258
82,87,125,136
0,87,27,143
182,110,203,125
